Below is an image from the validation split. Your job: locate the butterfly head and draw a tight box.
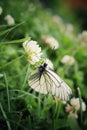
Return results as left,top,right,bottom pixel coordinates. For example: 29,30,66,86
38,63,48,73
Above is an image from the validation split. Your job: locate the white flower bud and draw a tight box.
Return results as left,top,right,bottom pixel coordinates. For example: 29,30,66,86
61,55,75,66
42,35,59,50
5,14,15,25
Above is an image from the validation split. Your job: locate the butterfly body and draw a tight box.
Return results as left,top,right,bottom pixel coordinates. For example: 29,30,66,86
38,63,47,78
29,63,72,100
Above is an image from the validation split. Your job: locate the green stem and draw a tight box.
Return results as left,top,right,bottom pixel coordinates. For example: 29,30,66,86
10,89,41,101
0,55,24,69
38,94,41,116
55,101,62,119
0,22,25,37
0,103,11,130
21,65,30,90
53,118,56,130
4,73,10,112
0,37,30,45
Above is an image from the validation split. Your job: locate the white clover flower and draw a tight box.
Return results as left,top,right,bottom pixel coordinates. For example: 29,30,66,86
0,6,3,15
65,97,86,119
42,35,59,50
45,58,54,69
23,40,42,65
61,55,75,66
78,31,87,47
4,14,15,25
65,104,78,118
70,98,80,111
78,31,87,41
70,98,86,112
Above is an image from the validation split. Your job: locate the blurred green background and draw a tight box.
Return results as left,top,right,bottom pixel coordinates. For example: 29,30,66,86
0,0,87,130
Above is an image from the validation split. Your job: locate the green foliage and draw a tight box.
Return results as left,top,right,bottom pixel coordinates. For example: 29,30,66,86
0,0,87,130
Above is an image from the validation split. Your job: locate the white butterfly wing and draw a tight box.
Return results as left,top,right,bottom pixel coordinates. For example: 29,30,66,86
28,69,51,94
29,67,72,101
46,68,72,100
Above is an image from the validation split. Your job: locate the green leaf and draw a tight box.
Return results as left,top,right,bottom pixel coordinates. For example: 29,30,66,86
68,115,81,130
55,119,69,129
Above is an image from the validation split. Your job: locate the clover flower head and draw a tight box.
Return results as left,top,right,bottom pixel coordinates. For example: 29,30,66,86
70,98,80,111
78,31,87,47
42,35,59,50
61,55,75,66
23,40,42,65
70,98,86,111
65,97,86,119
5,14,15,25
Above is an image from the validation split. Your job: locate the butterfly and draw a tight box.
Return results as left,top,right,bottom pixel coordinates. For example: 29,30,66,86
28,63,72,101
